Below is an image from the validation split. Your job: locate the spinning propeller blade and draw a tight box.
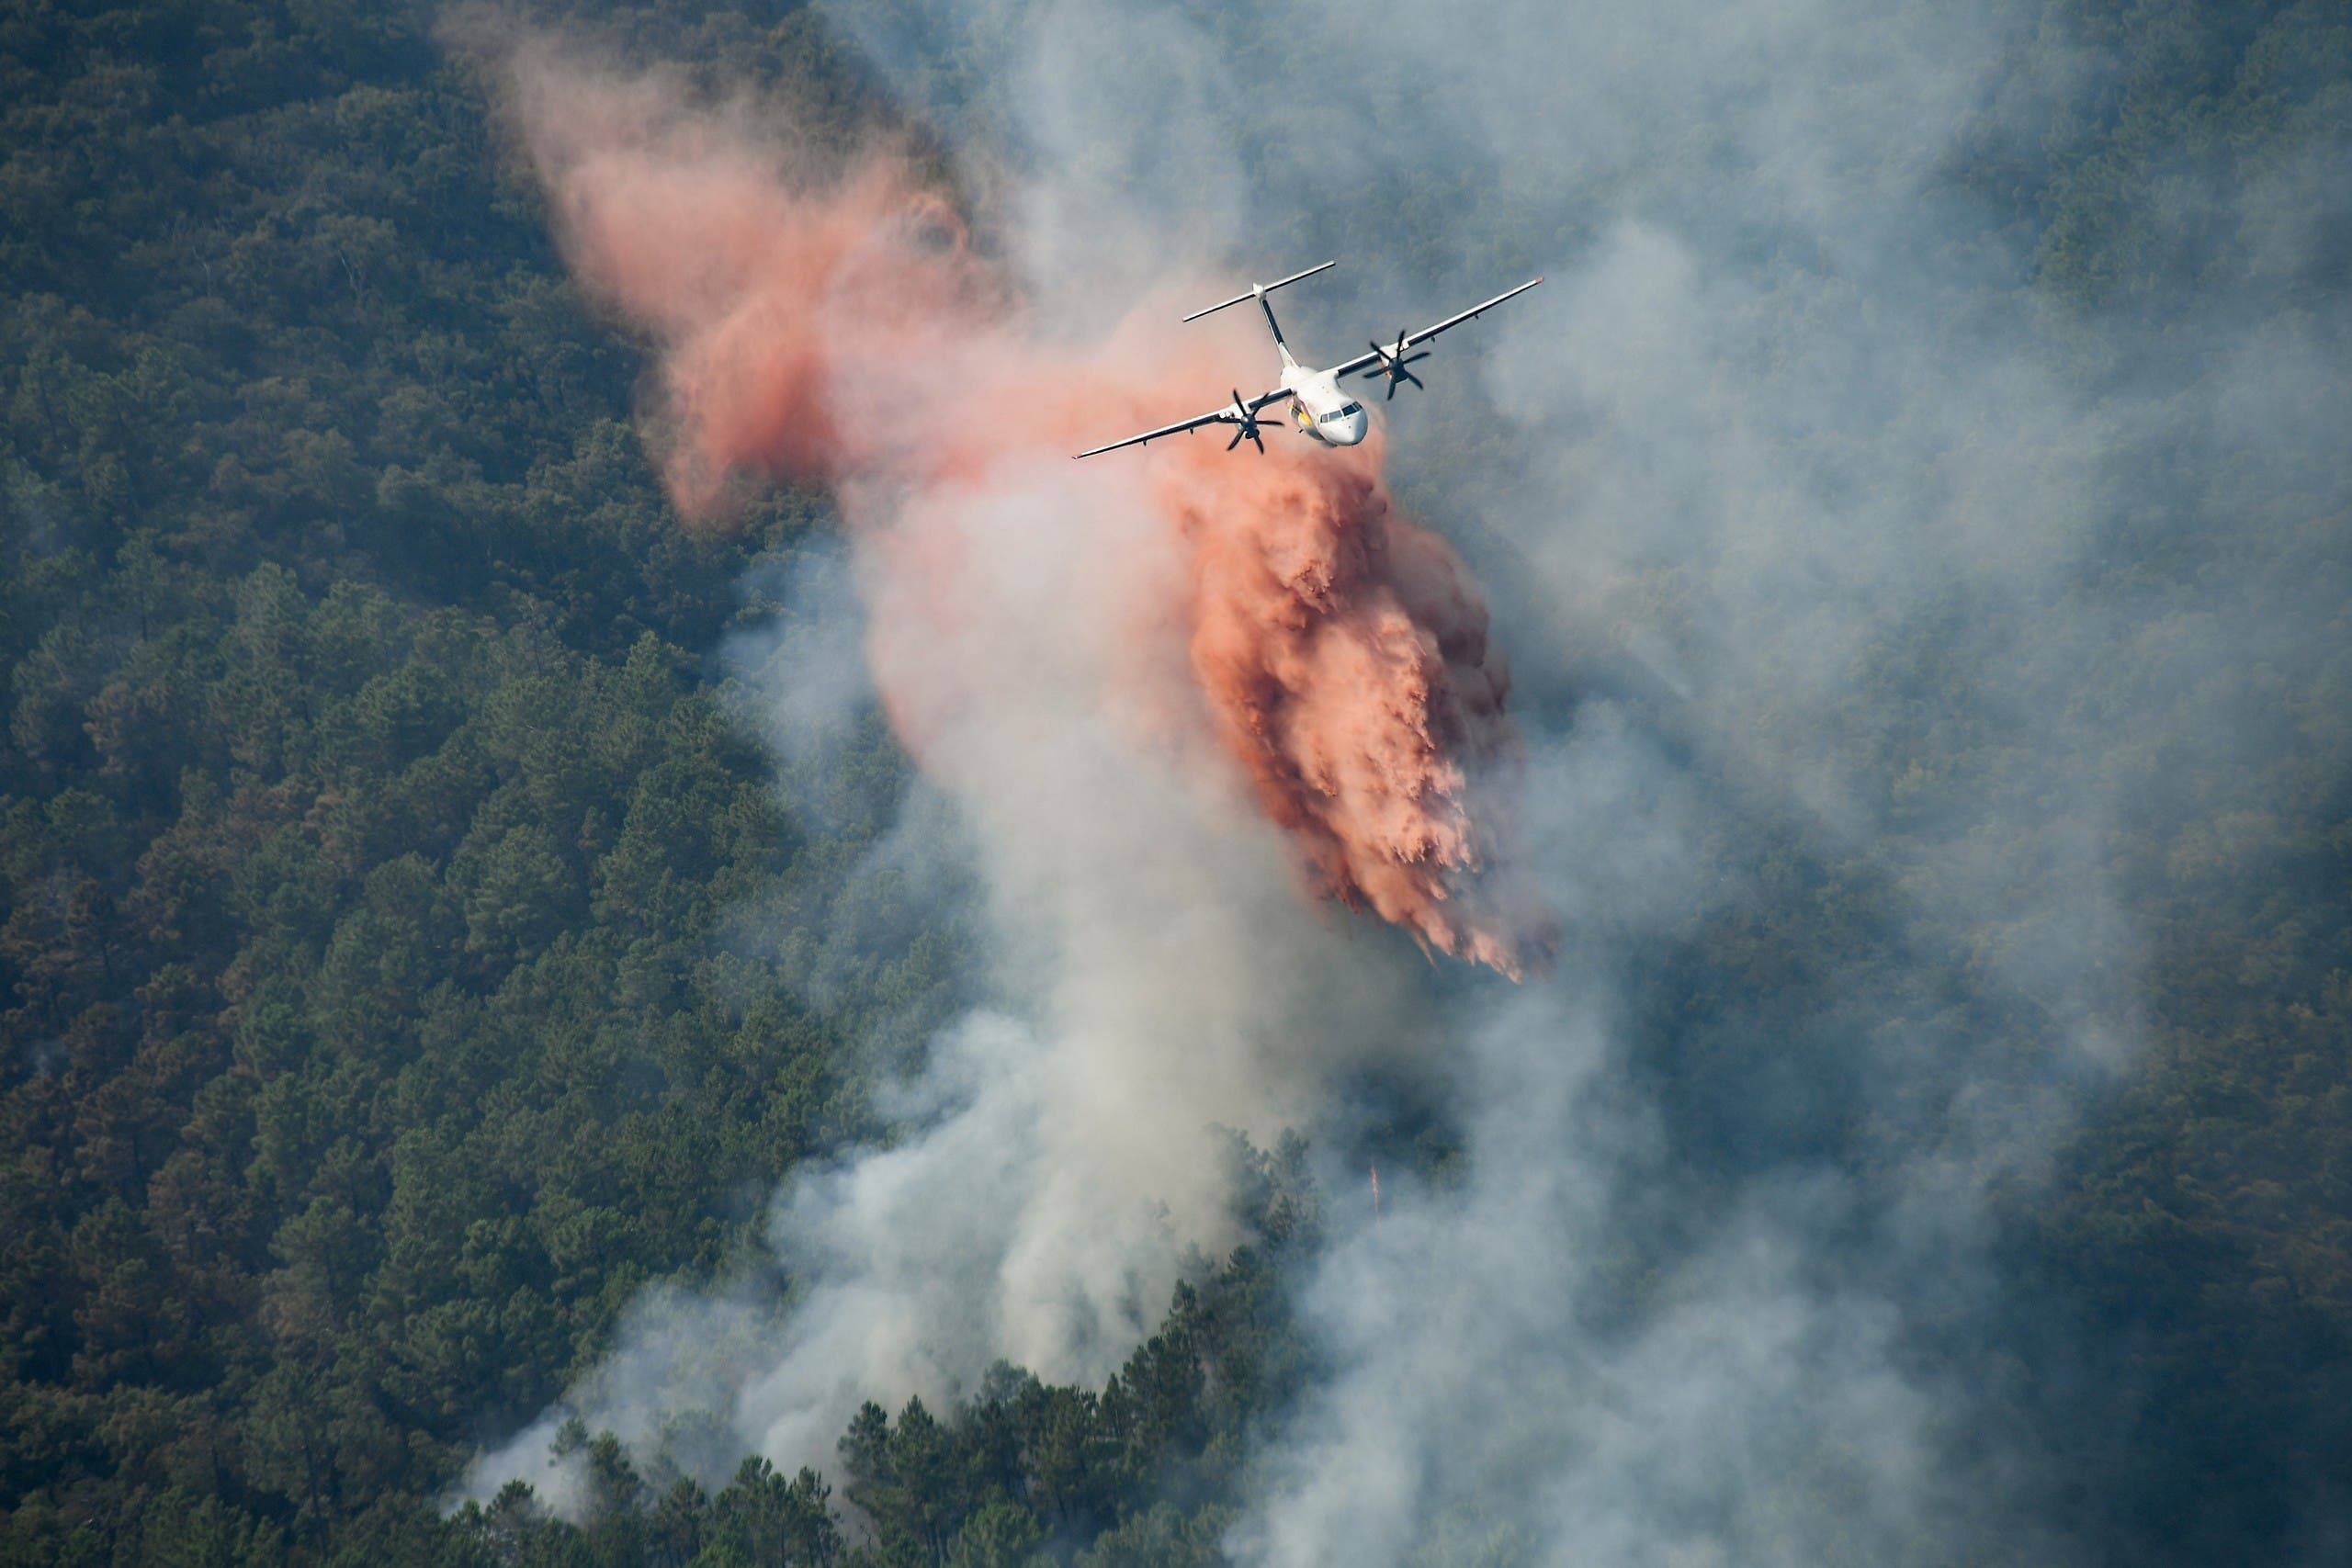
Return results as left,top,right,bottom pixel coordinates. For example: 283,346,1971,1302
1223,389,1266,453
1369,332,1429,399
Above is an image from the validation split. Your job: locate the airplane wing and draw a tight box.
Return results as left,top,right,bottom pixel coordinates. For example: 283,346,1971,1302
1329,276,1544,381
1073,387,1290,459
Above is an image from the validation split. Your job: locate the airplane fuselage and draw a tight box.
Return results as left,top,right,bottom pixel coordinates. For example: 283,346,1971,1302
1281,365,1370,446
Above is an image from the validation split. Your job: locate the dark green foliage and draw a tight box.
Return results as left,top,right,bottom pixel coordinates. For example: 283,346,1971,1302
0,2,938,1560
0,548,955,1558
2026,0,2352,313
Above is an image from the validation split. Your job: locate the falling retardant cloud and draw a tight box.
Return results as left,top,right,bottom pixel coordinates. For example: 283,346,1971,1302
470,18,1550,977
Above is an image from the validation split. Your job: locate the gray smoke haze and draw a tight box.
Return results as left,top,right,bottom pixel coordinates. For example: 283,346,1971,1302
465,502,1442,1510
465,0,2348,1560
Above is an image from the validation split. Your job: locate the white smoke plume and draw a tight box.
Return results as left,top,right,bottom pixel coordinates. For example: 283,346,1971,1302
460,0,2350,1560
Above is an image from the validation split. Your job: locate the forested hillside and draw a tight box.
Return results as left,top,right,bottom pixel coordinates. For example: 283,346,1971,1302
0,3,959,1560
3,1,2348,1564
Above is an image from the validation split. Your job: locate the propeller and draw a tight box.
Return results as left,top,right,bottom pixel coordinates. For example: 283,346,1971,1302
1365,330,1429,399
1224,389,1266,453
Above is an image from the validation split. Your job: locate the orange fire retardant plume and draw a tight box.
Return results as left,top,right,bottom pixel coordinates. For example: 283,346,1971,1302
494,48,1553,977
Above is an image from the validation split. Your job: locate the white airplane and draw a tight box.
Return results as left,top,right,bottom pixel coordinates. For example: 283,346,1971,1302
1074,261,1543,459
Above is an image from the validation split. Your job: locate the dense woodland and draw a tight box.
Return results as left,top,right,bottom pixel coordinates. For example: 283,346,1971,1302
2,0,2349,1563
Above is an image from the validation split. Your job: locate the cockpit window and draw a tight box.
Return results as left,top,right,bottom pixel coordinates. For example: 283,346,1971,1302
1340,402,1363,417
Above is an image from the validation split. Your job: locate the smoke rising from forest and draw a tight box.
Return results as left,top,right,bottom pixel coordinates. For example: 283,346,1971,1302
457,0,2351,1561
454,14,1535,1515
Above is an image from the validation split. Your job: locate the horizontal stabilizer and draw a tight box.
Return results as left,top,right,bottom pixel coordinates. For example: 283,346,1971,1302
1182,260,1337,322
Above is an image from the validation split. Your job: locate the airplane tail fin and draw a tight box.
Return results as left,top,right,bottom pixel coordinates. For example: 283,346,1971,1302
1182,261,1332,366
